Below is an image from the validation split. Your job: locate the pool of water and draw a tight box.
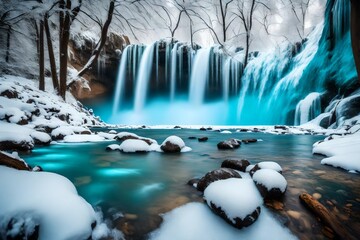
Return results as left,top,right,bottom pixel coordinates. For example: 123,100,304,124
21,129,360,239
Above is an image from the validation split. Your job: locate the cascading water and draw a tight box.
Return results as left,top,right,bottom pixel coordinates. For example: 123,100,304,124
189,48,211,105
134,42,156,112
112,46,130,114
102,0,357,125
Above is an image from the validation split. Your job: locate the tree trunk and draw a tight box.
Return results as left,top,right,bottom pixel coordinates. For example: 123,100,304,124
39,20,45,91
77,0,115,78
5,25,11,63
244,32,250,68
59,0,71,100
351,1,360,83
44,13,59,92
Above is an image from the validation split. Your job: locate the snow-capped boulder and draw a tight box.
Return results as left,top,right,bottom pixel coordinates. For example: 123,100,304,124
119,139,150,153
249,161,283,177
221,159,250,172
197,168,241,192
30,131,51,145
116,132,156,145
217,139,241,150
106,144,121,151
204,178,263,229
62,134,105,143
160,136,186,153
253,169,287,199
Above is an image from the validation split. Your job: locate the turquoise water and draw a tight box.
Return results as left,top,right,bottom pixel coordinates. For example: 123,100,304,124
21,129,360,239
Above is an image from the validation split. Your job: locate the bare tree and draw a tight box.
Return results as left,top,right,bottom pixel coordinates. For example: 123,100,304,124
284,0,312,40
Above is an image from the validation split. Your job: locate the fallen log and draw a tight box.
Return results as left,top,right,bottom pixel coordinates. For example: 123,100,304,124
0,151,30,171
299,192,354,240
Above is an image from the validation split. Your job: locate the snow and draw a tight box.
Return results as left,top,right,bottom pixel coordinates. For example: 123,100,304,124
117,132,158,145
181,146,192,153
204,179,263,222
0,151,29,168
258,162,282,172
221,130,232,134
252,169,287,192
97,132,117,140
246,165,255,172
119,139,150,153
313,131,360,172
62,134,106,143
161,136,185,148
149,202,297,240
0,166,95,240
106,144,121,151
30,131,51,143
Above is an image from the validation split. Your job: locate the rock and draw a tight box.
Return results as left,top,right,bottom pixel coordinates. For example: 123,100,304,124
187,178,200,187
0,140,34,151
174,126,181,129
217,139,241,150
206,127,213,130
80,130,92,135
32,166,43,172
119,139,150,153
204,178,262,229
274,125,288,130
0,89,18,98
116,132,153,145
108,130,117,134
249,161,283,176
221,159,250,172
197,168,241,192
0,151,30,170
160,136,185,153
200,127,206,131
241,139,257,144
253,169,287,199
198,137,208,142
188,136,197,140
106,144,121,151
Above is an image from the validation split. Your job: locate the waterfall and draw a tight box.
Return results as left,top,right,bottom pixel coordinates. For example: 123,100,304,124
134,42,156,112
112,46,130,114
294,92,322,125
189,48,211,106
332,0,350,43
222,58,230,102
170,43,180,101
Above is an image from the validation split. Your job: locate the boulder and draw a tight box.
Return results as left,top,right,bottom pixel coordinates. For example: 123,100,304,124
160,136,185,153
221,159,250,172
0,140,34,151
197,168,241,192
116,132,154,145
204,178,262,229
249,161,283,177
188,136,197,140
187,178,200,187
217,139,241,150
274,125,288,130
200,127,207,131
0,89,18,99
198,137,208,142
119,139,150,153
253,169,287,199
241,139,257,144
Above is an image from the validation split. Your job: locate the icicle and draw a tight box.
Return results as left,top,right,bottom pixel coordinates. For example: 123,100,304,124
294,92,322,125
156,42,159,86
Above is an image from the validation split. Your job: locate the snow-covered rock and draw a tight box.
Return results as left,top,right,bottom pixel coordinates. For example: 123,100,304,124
204,178,263,229
220,130,232,134
97,132,117,140
0,166,96,240
0,151,30,170
116,132,157,145
160,136,187,153
221,159,250,172
253,169,287,199
119,139,150,153
249,161,283,176
313,131,360,172
197,168,241,192
106,144,121,151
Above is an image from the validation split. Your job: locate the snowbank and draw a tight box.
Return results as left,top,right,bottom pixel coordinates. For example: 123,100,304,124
313,131,360,172
0,166,95,240
149,202,297,240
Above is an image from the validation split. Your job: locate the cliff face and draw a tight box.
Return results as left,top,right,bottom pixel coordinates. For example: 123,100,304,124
68,32,130,99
